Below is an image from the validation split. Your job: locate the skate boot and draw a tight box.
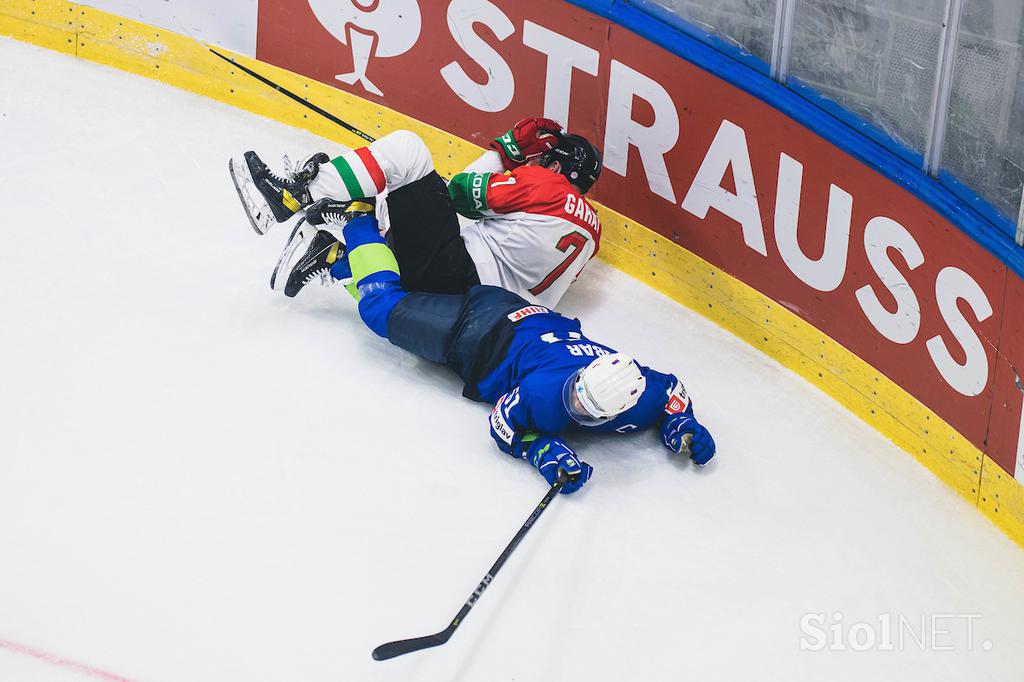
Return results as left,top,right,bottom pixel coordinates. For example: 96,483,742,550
271,198,375,297
229,151,329,235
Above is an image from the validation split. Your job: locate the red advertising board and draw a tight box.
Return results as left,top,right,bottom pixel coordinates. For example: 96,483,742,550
987,274,1024,475
257,0,1023,477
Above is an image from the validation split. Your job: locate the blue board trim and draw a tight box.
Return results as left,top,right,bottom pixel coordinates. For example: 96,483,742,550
619,0,773,75
566,0,1022,276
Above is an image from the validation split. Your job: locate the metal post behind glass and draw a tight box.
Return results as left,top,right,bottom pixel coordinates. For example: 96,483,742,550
770,0,796,83
1016,190,1024,247
924,0,965,176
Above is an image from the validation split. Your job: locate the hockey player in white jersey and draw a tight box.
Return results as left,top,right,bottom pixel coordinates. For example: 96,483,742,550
229,117,602,308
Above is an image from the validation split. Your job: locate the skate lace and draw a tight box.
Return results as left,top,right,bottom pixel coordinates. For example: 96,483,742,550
273,154,300,184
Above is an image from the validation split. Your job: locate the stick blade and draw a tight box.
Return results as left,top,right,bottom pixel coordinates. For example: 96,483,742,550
372,631,451,661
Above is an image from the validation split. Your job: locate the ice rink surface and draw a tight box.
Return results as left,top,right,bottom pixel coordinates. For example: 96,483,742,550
2,36,1023,682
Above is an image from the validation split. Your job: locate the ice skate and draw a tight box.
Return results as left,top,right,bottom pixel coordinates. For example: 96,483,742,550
271,197,375,297
229,151,329,235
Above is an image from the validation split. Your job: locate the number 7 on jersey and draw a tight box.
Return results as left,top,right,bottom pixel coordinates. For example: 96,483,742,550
529,231,589,296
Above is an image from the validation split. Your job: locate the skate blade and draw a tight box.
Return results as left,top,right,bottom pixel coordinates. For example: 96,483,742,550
229,156,277,236
270,217,311,293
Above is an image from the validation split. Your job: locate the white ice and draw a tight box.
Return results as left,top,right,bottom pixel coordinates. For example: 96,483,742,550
1,36,1023,682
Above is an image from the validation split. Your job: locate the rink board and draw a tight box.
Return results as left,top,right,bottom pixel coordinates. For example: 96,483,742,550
3,0,1023,547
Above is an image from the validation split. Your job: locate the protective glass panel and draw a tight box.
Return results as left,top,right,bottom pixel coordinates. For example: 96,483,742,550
942,0,1024,224
788,0,946,157
631,0,779,70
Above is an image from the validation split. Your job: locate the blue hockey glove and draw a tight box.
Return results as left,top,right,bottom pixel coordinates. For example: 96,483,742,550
524,437,592,494
661,408,716,465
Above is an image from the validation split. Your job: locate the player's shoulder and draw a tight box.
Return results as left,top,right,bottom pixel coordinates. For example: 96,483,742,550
505,167,599,227
639,366,678,399
519,370,574,430
508,165,565,190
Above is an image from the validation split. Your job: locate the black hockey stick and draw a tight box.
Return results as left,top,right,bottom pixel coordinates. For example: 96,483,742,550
208,48,377,144
372,471,569,661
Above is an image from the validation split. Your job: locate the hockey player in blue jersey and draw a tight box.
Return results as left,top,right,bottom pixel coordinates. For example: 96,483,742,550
330,205,716,494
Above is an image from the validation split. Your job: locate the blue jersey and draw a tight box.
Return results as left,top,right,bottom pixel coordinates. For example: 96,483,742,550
476,312,682,455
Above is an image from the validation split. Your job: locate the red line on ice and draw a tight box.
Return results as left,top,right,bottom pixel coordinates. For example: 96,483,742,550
0,639,139,682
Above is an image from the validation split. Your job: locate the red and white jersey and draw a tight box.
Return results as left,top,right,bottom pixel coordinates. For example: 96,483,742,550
450,164,601,308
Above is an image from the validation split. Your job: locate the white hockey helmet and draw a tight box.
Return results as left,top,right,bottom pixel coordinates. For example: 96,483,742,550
563,353,647,425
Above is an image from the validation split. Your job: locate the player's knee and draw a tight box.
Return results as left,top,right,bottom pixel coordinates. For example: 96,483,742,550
357,281,407,338
371,130,434,189
384,129,426,151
